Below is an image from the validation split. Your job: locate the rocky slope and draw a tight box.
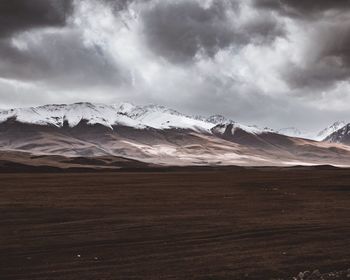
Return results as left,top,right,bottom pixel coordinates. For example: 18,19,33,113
324,123,350,145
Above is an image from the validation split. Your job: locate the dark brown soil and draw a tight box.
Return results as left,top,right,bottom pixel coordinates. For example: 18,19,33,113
1,168,350,279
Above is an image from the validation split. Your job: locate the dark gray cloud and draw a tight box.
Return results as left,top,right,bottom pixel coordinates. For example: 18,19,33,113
0,30,127,89
140,0,284,63
102,0,151,11
0,0,73,38
254,0,350,18
243,15,285,45
282,60,350,91
140,0,239,63
0,0,129,89
252,0,350,91
278,16,350,90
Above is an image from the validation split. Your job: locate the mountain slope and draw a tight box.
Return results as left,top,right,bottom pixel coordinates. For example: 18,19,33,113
212,123,276,148
316,121,347,141
324,124,350,145
1,117,350,167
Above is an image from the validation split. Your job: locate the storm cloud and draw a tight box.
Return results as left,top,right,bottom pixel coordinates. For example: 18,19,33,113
0,0,350,131
140,0,284,63
281,22,350,91
254,0,350,18
0,0,73,38
0,30,126,88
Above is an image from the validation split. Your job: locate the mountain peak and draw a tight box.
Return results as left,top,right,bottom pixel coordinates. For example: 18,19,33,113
118,102,137,114
206,115,235,125
316,121,347,141
324,123,350,144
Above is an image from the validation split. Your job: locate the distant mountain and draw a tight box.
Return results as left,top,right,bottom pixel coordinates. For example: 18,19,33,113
316,121,347,141
1,102,350,167
0,102,212,132
278,127,304,138
277,122,348,141
0,102,271,134
324,123,350,145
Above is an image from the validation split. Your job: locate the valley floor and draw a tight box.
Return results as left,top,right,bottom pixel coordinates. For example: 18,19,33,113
1,168,350,279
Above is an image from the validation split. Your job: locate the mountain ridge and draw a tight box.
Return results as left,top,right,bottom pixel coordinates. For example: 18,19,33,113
1,102,349,142
0,102,272,135
1,102,350,167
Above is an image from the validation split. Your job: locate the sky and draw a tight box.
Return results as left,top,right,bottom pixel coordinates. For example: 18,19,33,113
0,0,350,131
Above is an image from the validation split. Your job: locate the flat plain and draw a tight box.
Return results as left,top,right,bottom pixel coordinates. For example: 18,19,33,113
1,167,350,279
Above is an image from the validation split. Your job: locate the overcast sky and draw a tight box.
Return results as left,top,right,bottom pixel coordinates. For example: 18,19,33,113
1,0,350,131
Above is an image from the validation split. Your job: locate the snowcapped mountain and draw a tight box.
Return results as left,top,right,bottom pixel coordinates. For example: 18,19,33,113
316,121,347,141
2,102,350,167
1,102,349,143
0,102,267,134
0,103,135,129
324,123,350,145
0,102,209,131
277,122,349,141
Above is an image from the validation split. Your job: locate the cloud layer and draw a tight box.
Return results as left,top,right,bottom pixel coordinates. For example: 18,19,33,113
0,0,350,131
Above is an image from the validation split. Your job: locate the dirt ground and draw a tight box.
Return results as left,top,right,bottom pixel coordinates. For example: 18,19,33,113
1,167,350,279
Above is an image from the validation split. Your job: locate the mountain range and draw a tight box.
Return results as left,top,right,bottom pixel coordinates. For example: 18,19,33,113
1,102,350,169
